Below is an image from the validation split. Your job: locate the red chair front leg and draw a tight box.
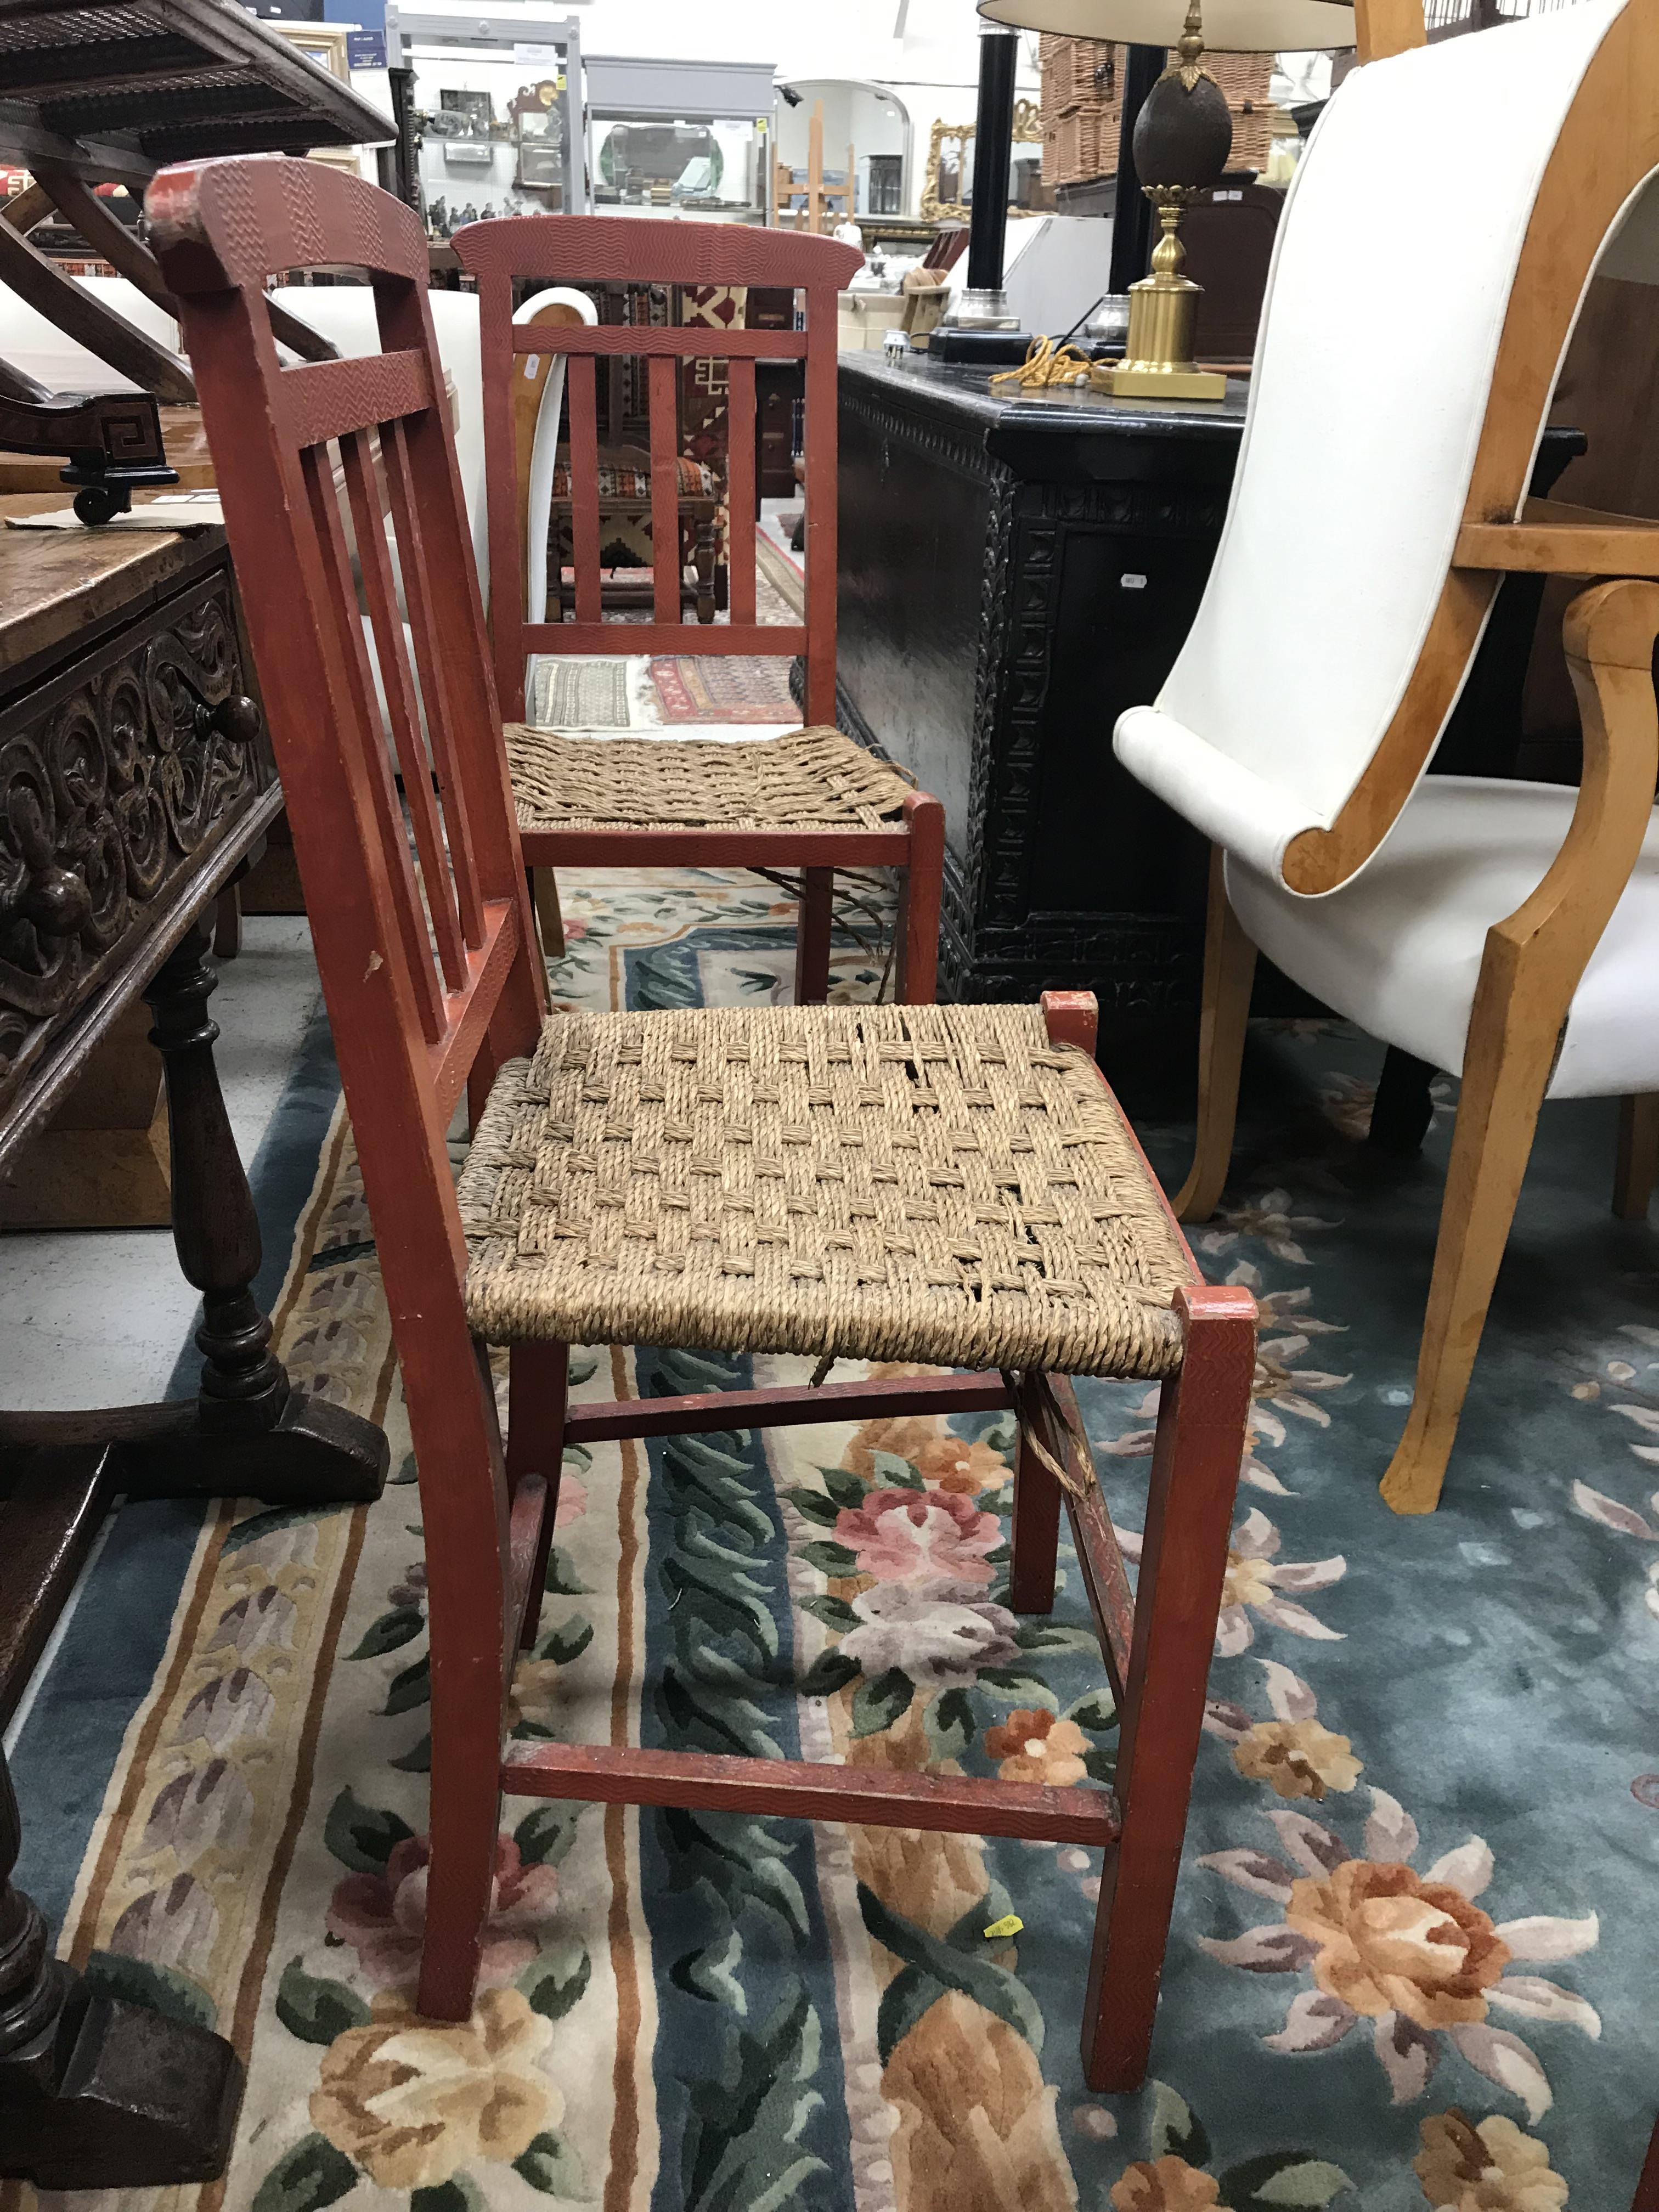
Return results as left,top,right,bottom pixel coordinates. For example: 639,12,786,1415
1081,1282,1255,2090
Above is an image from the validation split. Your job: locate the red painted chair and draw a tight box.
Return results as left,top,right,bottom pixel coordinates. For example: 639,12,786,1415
453,214,944,1005
153,153,1255,2093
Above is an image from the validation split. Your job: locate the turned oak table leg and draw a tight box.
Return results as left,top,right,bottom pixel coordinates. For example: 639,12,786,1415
0,1737,244,2184
112,918,388,1504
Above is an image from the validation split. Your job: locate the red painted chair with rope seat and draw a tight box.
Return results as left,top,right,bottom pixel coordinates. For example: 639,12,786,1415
152,153,1255,2092
453,215,945,1006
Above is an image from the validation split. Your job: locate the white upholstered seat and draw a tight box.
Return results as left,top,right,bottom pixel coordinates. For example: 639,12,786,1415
1225,780,1659,1099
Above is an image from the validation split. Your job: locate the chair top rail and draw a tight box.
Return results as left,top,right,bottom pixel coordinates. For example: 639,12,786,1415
148,151,427,296
454,214,864,292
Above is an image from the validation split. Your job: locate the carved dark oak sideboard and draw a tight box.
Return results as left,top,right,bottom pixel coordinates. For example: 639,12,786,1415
0,496,388,2187
830,354,1579,1068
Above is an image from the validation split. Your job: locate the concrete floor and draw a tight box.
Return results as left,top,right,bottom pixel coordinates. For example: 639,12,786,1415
0,916,324,1412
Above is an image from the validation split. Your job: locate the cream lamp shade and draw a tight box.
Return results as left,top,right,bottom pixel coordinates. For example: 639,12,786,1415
977,0,1356,49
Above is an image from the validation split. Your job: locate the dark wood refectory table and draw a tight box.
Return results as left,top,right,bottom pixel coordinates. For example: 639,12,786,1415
0,495,387,2185
830,352,1580,1068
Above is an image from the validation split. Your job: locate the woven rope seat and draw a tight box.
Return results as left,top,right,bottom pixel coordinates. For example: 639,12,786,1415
505,723,916,834
459,1001,1195,1378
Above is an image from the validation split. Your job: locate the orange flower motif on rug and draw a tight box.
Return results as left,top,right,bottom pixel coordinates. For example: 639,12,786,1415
1110,2156,1229,2211
1413,2107,1568,2211
1199,1791,1599,2120
843,1411,1011,1494
985,1708,1090,1787
311,1987,557,2190
1287,1860,1511,2028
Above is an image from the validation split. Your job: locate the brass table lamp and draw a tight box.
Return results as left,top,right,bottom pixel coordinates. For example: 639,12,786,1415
978,0,1355,399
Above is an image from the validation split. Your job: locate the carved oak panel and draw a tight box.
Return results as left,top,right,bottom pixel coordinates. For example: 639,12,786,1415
0,567,269,1119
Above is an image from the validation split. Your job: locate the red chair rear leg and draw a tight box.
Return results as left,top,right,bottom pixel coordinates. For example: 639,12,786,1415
794,868,834,1003
508,1339,571,1649
1008,1411,1062,1615
897,792,944,1006
1080,1283,1255,2090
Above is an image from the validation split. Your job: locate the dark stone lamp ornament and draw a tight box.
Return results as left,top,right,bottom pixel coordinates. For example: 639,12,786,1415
976,0,1356,393
1113,0,1234,399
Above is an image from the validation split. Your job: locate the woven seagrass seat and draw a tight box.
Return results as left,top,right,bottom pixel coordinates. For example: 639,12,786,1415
504,723,917,834
458,1001,1192,1376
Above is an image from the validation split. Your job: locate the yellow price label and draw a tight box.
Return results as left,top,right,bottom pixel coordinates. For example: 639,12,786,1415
982,1913,1024,1940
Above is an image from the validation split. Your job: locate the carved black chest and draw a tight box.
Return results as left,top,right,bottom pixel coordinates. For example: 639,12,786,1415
831,356,1577,1059
0,512,278,1155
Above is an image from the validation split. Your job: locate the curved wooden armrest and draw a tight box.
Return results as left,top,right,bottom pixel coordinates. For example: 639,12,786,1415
1485,578,1659,981
1455,497,1659,577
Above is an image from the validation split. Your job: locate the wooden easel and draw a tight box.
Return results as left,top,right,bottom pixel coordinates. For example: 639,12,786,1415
776,103,856,233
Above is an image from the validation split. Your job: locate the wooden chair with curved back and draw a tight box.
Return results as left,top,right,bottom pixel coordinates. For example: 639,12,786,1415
453,215,945,1007
153,150,1256,2091
1114,0,1659,1514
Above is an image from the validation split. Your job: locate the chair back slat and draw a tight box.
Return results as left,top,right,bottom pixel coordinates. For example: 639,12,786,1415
647,353,680,628
567,353,602,628
148,152,544,1203
379,413,488,950
339,425,469,994
454,215,862,721
726,356,758,629
298,436,449,1044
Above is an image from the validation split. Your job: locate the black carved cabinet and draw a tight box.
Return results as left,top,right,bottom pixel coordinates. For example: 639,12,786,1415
832,357,1577,1058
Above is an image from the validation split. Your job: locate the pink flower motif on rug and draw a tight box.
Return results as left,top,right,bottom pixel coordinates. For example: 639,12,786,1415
834,1486,1002,1585
327,1832,560,1992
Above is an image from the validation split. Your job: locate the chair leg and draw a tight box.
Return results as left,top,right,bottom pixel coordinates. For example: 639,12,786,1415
508,1340,569,1649
532,867,566,963
409,1352,515,2024
1633,2113,1659,2212
794,868,834,1003
1008,1412,1062,1615
1175,846,1256,1224
1615,1096,1659,1220
1379,946,1565,1517
896,792,944,1006
1082,1284,1255,2091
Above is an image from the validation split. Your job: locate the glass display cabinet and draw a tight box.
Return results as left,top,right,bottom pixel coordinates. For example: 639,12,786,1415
586,57,776,224
388,4,586,226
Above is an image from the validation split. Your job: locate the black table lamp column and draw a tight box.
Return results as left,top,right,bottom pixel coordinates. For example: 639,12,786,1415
933,24,1031,361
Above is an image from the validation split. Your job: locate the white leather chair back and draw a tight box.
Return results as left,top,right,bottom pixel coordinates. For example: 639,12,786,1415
1114,0,1642,889
268,285,486,573
0,274,179,390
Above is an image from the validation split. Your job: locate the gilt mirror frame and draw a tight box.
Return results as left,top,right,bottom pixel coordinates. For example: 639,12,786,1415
921,99,1043,222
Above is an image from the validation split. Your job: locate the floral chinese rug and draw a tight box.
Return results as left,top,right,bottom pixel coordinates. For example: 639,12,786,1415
8,871,1659,2212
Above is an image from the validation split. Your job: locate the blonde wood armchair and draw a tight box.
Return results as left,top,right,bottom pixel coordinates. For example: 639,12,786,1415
1113,0,1659,1515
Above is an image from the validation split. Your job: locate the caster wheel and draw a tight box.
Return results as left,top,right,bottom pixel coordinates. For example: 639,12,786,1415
73,485,120,526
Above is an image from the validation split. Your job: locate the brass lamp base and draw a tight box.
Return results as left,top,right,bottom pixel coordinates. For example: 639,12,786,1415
1108,184,1226,403
1111,361,1227,400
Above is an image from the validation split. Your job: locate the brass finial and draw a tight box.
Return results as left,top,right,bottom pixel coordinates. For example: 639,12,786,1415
1173,0,1210,91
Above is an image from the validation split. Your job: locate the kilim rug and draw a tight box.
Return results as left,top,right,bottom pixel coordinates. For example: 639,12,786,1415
8,872,1659,2209
648,656,798,725
524,659,637,732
